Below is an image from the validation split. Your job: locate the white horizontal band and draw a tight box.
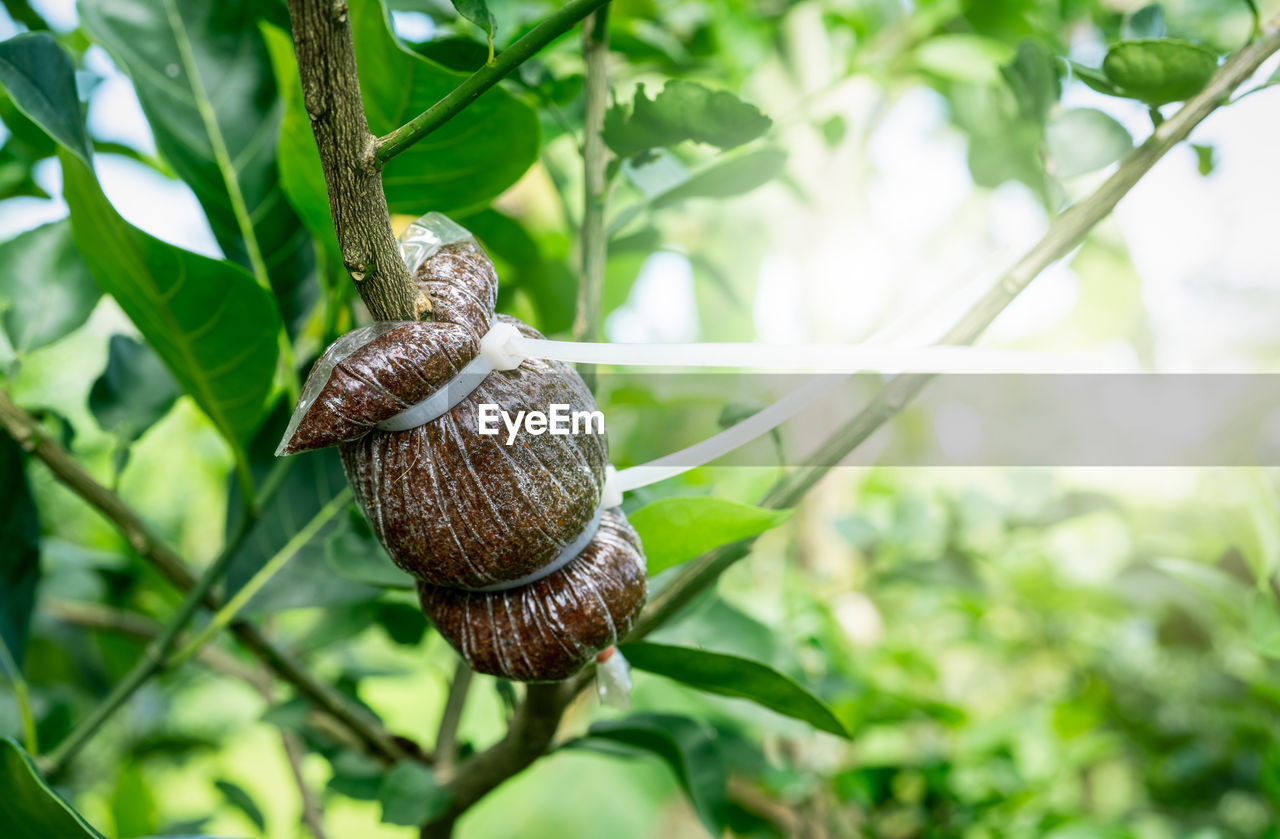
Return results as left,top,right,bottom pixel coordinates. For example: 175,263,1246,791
470,506,604,593
375,323,525,433
376,353,495,432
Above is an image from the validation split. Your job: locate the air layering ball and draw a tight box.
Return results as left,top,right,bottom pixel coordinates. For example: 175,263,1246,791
277,214,646,681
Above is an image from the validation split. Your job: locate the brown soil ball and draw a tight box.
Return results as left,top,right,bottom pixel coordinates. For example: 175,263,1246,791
417,509,647,681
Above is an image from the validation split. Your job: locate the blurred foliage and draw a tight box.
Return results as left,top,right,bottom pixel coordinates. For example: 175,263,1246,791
1,0,1279,836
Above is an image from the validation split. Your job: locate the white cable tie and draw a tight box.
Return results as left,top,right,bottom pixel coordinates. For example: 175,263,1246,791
375,323,525,433
595,647,633,709
506,337,1113,374
613,375,838,494
601,465,623,509
469,506,604,592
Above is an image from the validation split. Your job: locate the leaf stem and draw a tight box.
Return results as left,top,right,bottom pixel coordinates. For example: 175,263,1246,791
0,390,413,763
43,458,294,774
169,488,352,667
573,3,611,351
434,659,473,779
420,20,1280,827
374,0,611,165
0,640,37,754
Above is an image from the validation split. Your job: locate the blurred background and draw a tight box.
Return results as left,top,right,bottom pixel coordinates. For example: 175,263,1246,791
3,0,1280,837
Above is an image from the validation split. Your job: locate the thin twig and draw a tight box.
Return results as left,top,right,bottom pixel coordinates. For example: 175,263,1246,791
573,3,611,348
281,729,329,839
374,0,611,165
286,0,424,320
44,599,269,691
421,22,1280,828
632,21,1280,636
0,391,411,765
434,659,473,779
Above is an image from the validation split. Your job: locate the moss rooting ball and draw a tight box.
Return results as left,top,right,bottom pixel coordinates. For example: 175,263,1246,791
278,214,646,681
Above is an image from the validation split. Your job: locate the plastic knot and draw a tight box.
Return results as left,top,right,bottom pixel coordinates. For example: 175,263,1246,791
480,322,524,371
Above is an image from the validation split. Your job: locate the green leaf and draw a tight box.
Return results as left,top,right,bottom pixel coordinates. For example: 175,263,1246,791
377,760,452,826
0,221,100,354
80,0,317,334
109,763,157,838
0,435,39,677
1102,39,1218,106
620,641,849,738
451,0,494,39
1192,142,1216,175
1001,40,1061,125
574,714,727,835
326,507,414,589
60,149,280,449
4,32,280,451
352,0,538,214
1070,61,1121,96
629,496,790,576
604,80,772,159
0,32,91,164
1045,108,1133,178
260,23,342,271
0,737,106,838
652,146,787,208
214,779,265,832
89,335,181,446
1124,4,1168,40
914,34,1017,85
0,143,49,199
225,408,380,614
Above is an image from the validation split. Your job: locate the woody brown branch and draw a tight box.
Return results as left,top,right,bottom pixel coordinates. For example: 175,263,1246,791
285,0,426,321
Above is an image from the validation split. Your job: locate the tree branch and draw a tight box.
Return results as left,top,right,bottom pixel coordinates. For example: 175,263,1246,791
434,659,473,779
286,0,424,321
0,391,412,765
634,21,1280,635
374,0,612,165
573,4,610,345
419,21,1280,825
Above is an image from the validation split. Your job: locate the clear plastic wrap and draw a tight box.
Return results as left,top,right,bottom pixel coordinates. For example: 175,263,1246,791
417,510,647,682
278,213,647,682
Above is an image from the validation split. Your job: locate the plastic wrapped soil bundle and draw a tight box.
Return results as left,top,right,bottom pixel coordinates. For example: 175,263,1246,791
277,213,646,681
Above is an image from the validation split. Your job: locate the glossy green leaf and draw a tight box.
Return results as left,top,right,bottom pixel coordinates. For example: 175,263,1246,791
352,0,538,214
89,335,181,446
60,149,280,448
1102,39,1218,106
7,33,280,449
0,32,90,164
326,507,414,589
0,737,106,838
0,435,38,677
574,714,726,834
226,408,379,613
214,779,265,832
604,80,772,159
260,23,343,271
451,0,494,39
378,760,451,826
1046,108,1133,178
1070,61,1121,96
620,641,849,738
629,496,790,576
80,0,316,333
0,221,100,354
652,146,786,208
